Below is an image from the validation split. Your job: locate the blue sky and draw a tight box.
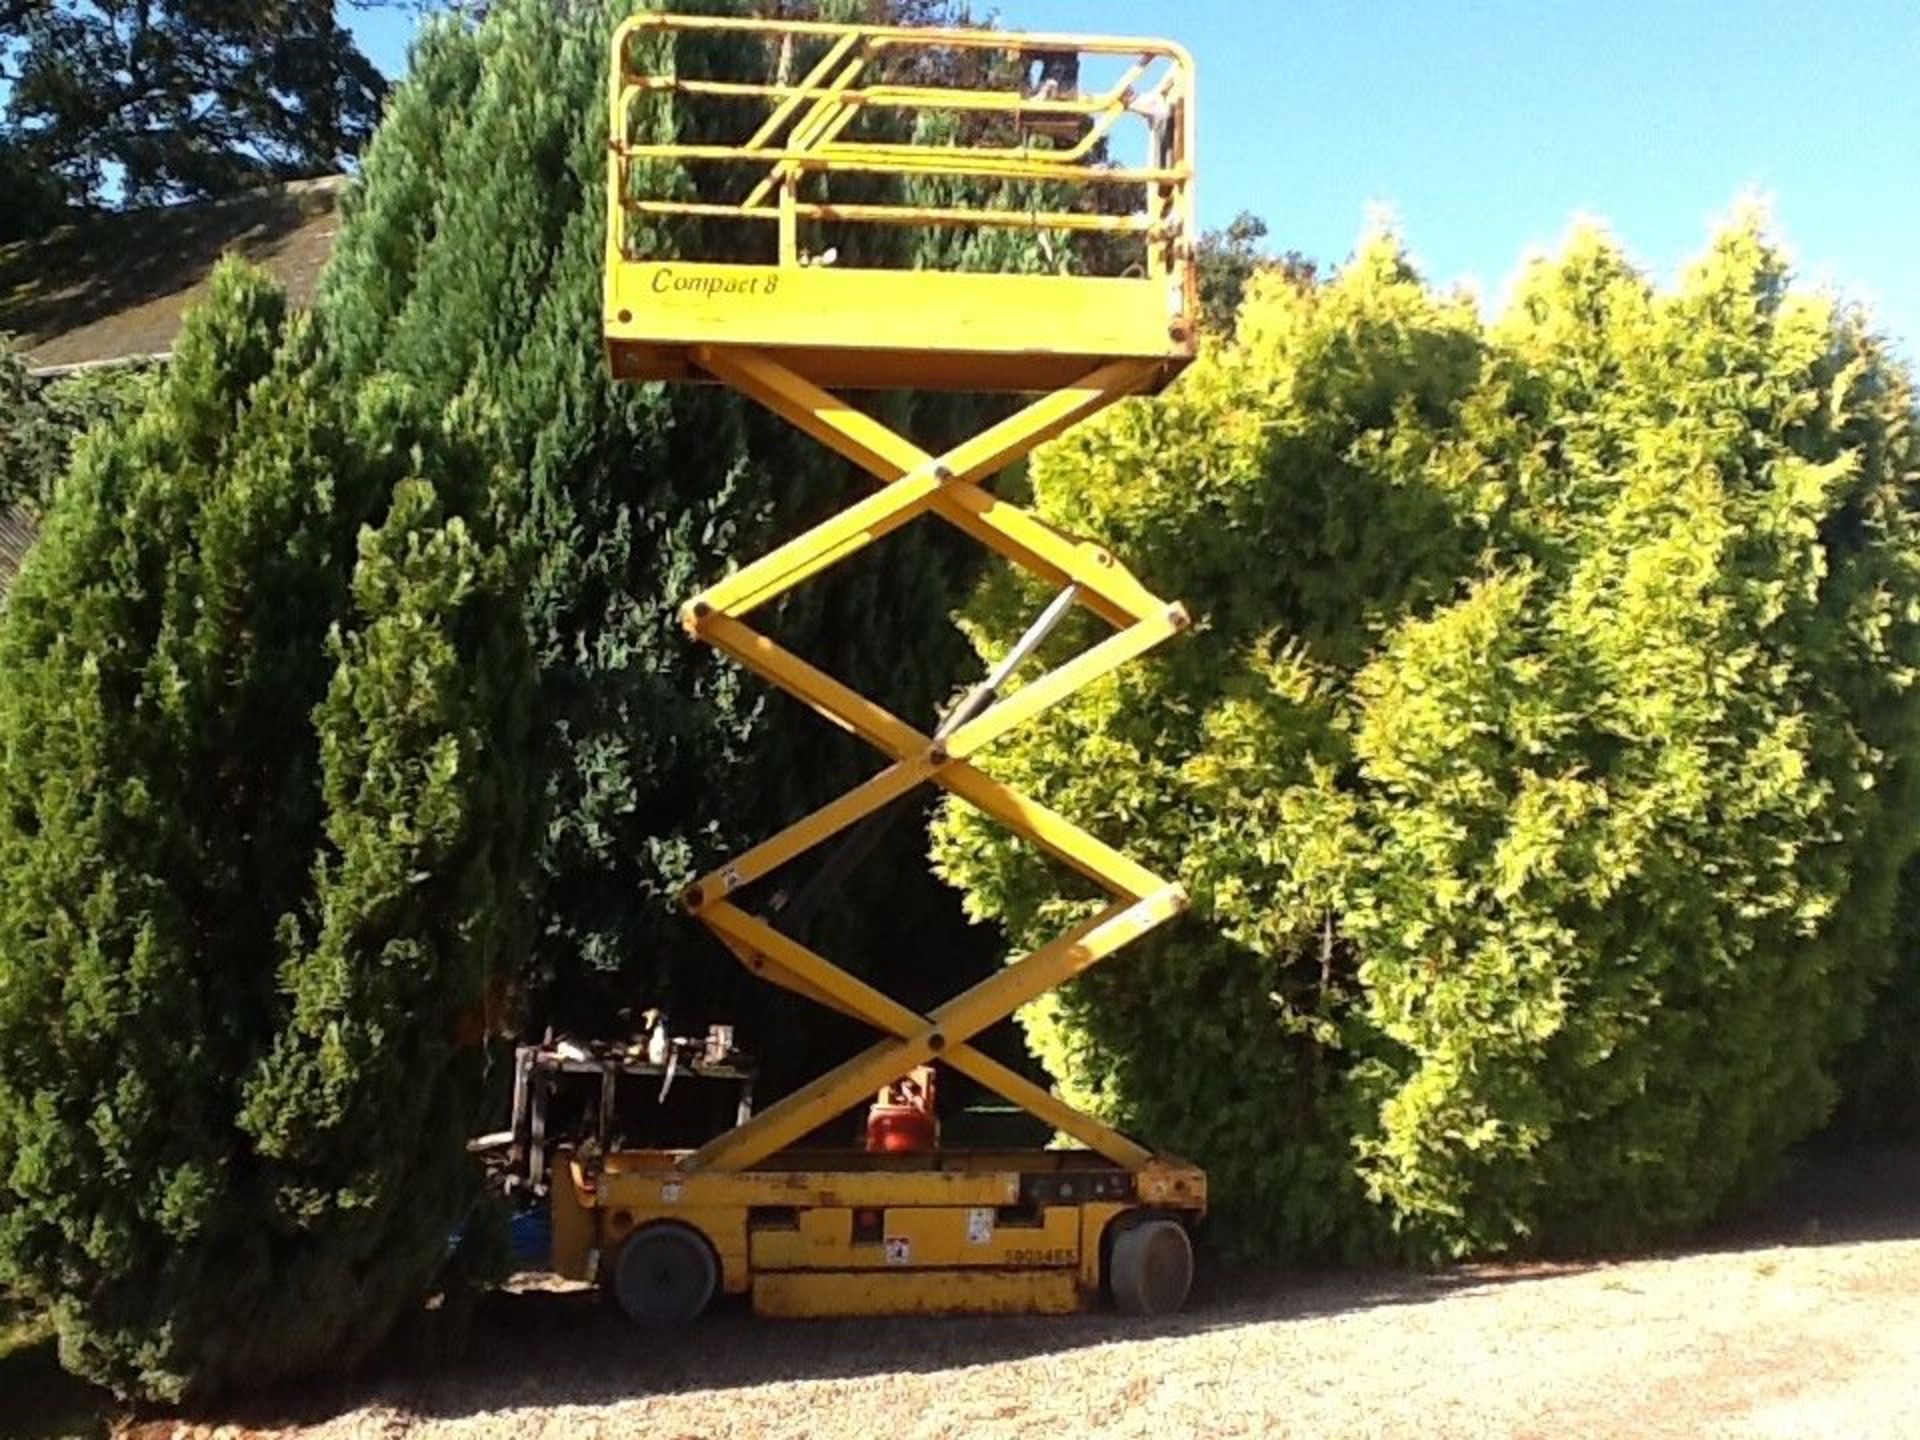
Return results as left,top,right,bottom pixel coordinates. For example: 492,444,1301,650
350,1,1920,353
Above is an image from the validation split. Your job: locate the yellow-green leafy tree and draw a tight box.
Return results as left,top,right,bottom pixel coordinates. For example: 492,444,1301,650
936,217,1920,1258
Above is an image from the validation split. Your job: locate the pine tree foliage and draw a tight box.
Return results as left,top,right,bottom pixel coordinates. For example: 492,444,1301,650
0,262,532,1399
934,215,1920,1260
1833,860,1920,1138
0,344,153,516
316,0,1002,1072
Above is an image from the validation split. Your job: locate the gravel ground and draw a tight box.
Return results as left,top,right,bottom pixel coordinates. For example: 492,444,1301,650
139,1145,1920,1440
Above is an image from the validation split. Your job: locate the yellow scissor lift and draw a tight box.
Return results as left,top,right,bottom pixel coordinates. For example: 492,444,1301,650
551,12,1204,1322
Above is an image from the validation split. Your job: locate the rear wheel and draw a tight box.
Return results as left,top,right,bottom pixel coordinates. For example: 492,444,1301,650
612,1222,717,1324
1107,1216,1193,1317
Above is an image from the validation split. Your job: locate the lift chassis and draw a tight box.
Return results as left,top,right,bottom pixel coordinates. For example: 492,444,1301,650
570,12,1205,1321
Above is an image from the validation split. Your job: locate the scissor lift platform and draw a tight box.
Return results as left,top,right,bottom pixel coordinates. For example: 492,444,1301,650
608,264,1190,393
574,13,1205,1322
605,13,1196,393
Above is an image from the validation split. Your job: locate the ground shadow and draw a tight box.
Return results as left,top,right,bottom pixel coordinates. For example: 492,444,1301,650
0,1326,107,1440
1702,1138,1920,1250
130,1138,1920,1434
194,1264,1459,1433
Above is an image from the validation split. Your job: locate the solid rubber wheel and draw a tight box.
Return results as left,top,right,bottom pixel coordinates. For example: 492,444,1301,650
1108,1217,1193,1317
612,1223,717,1325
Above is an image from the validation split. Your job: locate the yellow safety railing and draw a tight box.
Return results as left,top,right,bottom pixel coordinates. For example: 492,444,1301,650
609,13,1196,277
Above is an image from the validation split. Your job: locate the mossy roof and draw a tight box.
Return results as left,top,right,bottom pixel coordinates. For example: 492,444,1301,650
0,175,344,375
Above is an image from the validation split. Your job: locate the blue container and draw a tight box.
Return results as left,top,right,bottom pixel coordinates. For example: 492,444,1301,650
509,1206,553,1267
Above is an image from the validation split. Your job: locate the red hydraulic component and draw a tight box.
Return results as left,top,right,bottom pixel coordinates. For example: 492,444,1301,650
865,1066,938,1153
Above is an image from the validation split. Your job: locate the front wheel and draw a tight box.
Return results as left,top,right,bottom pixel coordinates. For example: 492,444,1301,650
1107,1216,1193,1317
612,1222,718,1324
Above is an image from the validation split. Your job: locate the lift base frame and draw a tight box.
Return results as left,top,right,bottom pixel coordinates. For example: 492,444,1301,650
551,1146,1207,1317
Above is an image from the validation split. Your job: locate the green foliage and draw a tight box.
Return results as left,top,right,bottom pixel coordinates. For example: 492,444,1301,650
1195,211,1316,336
0,261,533,1400
0,1293,108,1440
1,1,1019,1400
1831,851,1920,1138
0,1,395,209
0,136,73,241
317,0,1001,1080
0,344,57,512
935,215,1920,1260
0,344,153,516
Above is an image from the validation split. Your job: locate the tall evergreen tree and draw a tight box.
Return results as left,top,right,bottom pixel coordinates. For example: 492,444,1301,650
0,262,533,1399
318,0,1006,1084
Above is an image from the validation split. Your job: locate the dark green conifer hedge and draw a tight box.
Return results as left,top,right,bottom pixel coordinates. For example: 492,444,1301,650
316,0,997,1068
0,265,532,1398
8,0,1915,1404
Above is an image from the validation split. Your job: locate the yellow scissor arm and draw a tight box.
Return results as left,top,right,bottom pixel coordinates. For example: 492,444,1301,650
604,14,1200,1180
